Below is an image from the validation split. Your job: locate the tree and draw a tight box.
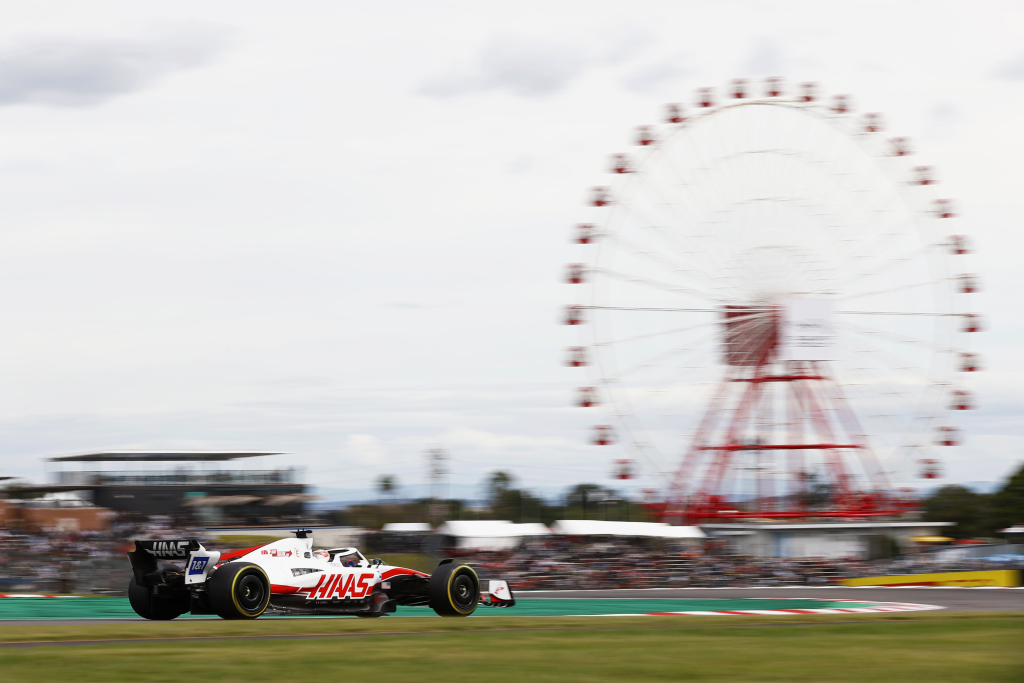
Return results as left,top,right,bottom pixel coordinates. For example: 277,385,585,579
990,463,1024,532
485,471,515,508
798,471,833,509
376,474,398,501
565,484,613,519
1,482,43,500
922,485,991,539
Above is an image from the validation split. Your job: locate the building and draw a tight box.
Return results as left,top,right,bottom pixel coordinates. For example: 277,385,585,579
34,451,311,526
0,497,114,533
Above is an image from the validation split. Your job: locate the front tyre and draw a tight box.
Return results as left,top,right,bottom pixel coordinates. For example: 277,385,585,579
428,563,479,617
207,562,271,620
127,580,187,620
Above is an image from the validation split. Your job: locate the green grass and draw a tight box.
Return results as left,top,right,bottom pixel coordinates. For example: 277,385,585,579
376,553,436,573
0,613,1019,682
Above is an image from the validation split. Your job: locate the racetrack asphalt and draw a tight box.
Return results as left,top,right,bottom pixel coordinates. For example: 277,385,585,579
0,587,1017,624
522,587,1024,612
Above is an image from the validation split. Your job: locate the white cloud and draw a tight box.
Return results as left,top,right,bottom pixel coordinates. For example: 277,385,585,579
993,51,1024,80
0,25,227,107
419,27,652,99
418,34,591,98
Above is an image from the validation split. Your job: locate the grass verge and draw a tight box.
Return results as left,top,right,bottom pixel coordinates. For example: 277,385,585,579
375,553,436,573
0,613,1019,683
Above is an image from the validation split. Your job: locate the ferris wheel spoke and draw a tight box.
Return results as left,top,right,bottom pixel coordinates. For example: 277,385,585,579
833,365,943,411
583,306,719,312
833,241,948,291
608,193,704,266
828,369,915,432
631,169,710,231
658,137,760,272
844,341,943,386
808,359,923,484
828,362,940,452
837,320,961,354
828,221,922,283
592,266,725,301
600,333,717,383
723,319,777,366
833,344,951,410
840,277,951,301
837,310,960,317
603,230,700,275
602,231,731,295
614,212,737,291
595,311,770,347
626,362,720,413
811,201,913,276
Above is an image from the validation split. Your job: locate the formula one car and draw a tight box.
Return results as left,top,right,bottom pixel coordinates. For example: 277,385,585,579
126,530,514,620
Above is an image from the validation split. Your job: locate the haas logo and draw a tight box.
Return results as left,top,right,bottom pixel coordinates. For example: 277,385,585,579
148,541,189,558
299,573,375,600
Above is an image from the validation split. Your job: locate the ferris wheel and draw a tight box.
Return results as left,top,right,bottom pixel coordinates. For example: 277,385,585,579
564,79,981,522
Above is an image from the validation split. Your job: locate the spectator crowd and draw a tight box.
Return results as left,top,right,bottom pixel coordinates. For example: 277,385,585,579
1,519,1020,595
451,537,1023,590
0,515,202,595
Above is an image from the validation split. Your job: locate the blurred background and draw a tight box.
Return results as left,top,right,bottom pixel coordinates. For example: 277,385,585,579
0,1,1022,594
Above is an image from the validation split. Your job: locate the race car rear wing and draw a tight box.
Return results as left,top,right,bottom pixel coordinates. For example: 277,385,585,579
128,540,221,587
135,539,202,560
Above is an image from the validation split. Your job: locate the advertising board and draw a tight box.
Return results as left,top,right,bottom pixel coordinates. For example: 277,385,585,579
842,570,1020,588
779,299,837,361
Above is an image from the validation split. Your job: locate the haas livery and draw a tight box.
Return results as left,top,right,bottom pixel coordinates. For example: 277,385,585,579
126,529,514,620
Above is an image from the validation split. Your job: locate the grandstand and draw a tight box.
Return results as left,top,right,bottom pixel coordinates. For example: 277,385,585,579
22,451,310,526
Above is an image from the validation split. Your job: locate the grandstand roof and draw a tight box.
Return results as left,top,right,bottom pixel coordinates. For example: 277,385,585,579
435,520,550,538
381,522,432,532
48,451,282,463
551,520,706,539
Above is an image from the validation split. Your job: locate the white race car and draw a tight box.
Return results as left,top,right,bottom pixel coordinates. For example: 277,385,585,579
127,530,514,620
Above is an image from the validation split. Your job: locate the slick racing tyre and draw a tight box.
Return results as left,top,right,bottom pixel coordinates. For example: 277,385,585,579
208,562,271,620
428,563,479,617
127,580,187,620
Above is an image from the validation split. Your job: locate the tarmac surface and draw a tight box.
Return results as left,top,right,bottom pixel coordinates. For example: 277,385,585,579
523,587,1024,612
0,587,1017,625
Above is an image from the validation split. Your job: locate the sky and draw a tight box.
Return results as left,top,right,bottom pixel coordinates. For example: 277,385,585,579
0,1,1021,503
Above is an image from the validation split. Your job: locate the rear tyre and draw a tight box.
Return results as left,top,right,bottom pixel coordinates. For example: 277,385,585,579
207,562,271,620
127,580,187,620
428,563,479,617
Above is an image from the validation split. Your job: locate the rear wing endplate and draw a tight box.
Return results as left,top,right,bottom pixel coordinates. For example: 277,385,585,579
128,539,221,587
